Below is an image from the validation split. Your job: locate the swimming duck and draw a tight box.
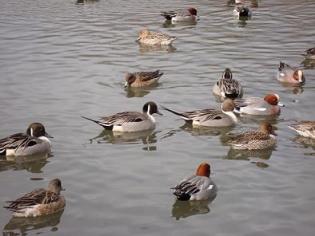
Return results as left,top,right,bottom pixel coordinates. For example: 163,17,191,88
233,6,252,18
0,123,52,157
4,179,65,217
162,99,238,127
228,122,276,150
277,62,305,85
161,8,198,23
172,162,217,201
82,101,162,132
234,93,284,116
212,68,243,99
302,47,315,60
136,29,176,46
124,70,163,88
288,121,315,139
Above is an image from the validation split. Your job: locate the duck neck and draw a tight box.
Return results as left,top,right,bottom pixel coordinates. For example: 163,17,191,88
223,111,238,124
38,136,51,145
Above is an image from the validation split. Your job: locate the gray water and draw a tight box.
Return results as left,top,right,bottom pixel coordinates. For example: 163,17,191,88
0,0,315,235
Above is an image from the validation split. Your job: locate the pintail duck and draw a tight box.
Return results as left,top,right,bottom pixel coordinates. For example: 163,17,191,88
162,99,238,127
82,101,162,132
124,70,163,88
4,179,65,217
277,62,305,85
234,93,284,116
289,121,315,139
172,162,217,201
161,8,198,23
0,123,52,157
136,29,176,46
229,122,276,150
212,68,243,99
302,47,315,60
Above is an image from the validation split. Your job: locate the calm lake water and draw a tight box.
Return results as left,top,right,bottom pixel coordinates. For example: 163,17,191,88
0,0,315,235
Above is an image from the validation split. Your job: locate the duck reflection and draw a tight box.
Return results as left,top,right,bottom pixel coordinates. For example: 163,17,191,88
89,129,157,149
138,44,176,54
278,82,304,95
76,0,100,4
180,123,233,137
3,210,64,236
171,199,215,220
124,87,151,98
225,147,274,161
0,154,48,173
301,58,315,69
162,20,197,28
292,136,315,149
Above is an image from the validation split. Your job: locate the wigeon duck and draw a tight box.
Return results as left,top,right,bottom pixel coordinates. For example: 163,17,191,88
4,179,65,217
229,122,277,150
277,62,305,85
124,70,163,88
161,8,198,23
302,47,315,60
136,29,176,46
212,68,243,99
172,162,217,201
288,121,315,139
162,99,238,127
82,101,162,132
234,93,284,116
0,123,52,157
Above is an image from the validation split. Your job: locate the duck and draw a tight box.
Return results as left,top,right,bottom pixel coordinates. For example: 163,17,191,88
302,47,315,60
288,121,315,139
161,8,198,23
233,6,252,18
172,162,217,201
228,122,277,150
0,123,52,157
212,68,243,100
136,29,176,46
234,93,284,116
162,99,238,127
4,179,65,217
124,70,163,88
277,62,305,85
82,101,162,132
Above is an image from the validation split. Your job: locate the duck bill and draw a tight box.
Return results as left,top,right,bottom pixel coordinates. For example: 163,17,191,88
45,132,53,138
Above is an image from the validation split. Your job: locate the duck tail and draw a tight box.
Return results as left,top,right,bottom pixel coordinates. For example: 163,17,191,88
160,106,185,117
81,116,112,129
160,11,175,20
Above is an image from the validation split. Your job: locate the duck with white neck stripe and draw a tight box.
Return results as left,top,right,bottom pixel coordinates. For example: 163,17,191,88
0,123,52,157
82,101,162,132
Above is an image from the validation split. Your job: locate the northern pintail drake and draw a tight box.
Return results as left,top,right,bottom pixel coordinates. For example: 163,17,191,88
302,47,315,60
172,162,217,201
212,68,243,99
4,179,65,217
124,70,163,88
162,99,238,127
277,62,305,85
234,93,284,116
229,122,276,150
289,121,315,139
0,123,52,157
82,101,162,132
161,8,198,23
136,29,176,46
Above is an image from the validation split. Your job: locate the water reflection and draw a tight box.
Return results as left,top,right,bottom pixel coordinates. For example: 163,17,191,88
171,199,215,220
292,136,315,150
0,154,49,173
180,123,233,137
3,210,64,236
76,0,100,5
301,59,315,69
124,87,152,98
88,129,157,149
138,44,176,54
279,83,304,95
162,21,197,29
225,147,274,161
